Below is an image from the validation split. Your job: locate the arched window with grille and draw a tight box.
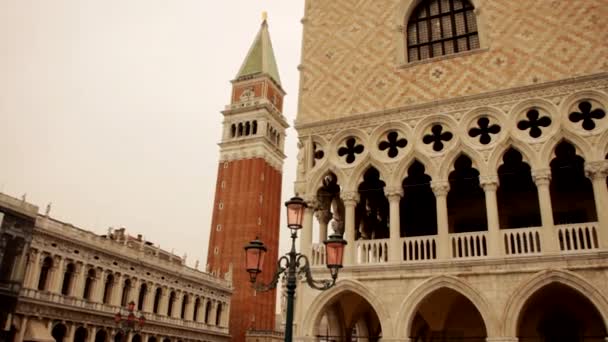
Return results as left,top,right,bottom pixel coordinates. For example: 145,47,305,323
406,0,479,62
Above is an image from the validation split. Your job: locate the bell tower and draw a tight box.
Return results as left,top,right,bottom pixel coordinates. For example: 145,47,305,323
206,17,287,341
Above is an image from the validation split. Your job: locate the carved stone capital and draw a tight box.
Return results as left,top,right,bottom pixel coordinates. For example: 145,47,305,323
480,176,499,191
532,168,552,186
585,161,608,180
314,210,333,224
384,187,404,201
340,192,360,206
431,181,450,197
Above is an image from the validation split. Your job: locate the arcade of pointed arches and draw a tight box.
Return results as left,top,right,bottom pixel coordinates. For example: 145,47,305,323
300,271,608,341
300,91,608,263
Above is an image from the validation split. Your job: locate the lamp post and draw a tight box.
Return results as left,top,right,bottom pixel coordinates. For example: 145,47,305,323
114,301,145,342
244,196,347,342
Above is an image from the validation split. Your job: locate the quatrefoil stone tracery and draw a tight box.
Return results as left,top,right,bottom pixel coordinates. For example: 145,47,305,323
378,131,408,158
337,137,364,164
517,109,552,138
468,117,501,145
423,124,453,152
569,101,606,131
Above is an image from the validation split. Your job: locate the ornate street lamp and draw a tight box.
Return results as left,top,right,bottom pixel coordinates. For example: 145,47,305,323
244,196,347,342
114,301,145,341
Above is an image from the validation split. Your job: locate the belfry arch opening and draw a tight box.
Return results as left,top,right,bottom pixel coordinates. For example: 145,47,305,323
517,282,606,342
497,148,541,229
409,288,487,342
550,141,597,224
313,290,382,341
400,160,437,237
356,168,389,240
447,155,487,233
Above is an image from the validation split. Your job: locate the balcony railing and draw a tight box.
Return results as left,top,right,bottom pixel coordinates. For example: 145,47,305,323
355,239,389,264
557,223,599,252
309,222,603,267
19,288,228,334
401,236,437,261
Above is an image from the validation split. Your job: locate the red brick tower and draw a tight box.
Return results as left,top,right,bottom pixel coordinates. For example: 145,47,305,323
206,18,287,342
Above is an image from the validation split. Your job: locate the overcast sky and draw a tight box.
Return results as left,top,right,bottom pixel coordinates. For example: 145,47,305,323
0,1,305,267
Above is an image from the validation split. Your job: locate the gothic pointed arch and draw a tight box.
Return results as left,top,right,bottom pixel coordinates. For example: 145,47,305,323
300,279,393,338
391,151,438,187
549,140,597,225
503,269,608,337
488,139,540,174
396,275,499,339
305,164,348,196
438,143,488,180
348,157,391,192
540,133,593,167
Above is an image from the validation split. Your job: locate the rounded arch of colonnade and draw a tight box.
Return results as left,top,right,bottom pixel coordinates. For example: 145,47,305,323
502,269,608,338
299,279,394,338
394,275,500,340
304,133,607,196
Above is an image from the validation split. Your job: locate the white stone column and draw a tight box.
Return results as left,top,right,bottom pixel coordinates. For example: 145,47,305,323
341,192,359,265
220,302,230,327
585,161,608,248
23,250,40,289
74,263,88,298
158,288,169,316
385,187,403,263
88,326,97,342
66,323,76,342
184,294,194,321
10,242,29,283
15,316,28,342
128,278,140,305
50,256,64,293
111,274,123,307
144,282,155,313
208,301,218,326
300,200,315,256
533,169,558,252
93,270,107,303
171,291,182,318
315,210,332,243
481,176,501,257
431,181,450,259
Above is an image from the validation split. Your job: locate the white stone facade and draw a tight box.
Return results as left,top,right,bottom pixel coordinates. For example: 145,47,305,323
11,216,231,342
292,0,608,340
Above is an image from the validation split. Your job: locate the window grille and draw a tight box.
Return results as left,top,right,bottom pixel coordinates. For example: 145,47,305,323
407,0,479,62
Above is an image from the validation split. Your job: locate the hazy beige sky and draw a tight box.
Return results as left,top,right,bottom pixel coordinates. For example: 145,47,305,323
0,0,304,266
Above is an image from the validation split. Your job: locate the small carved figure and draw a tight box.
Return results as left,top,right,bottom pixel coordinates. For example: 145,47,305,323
45,202,52,216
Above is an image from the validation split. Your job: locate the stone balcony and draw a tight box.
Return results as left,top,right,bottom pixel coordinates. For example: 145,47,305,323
19,288,229,335
309,222,603,267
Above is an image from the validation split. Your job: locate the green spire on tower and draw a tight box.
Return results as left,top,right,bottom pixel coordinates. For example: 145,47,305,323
235,15,282,86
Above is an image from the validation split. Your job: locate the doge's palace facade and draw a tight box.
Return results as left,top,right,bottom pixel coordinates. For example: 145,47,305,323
11,213,231,342
292,0,608,341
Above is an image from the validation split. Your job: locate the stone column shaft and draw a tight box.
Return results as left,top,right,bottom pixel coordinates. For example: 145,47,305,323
533,170,558,252
184,294,194,321
585,162,608,248
171,292,182,318
341,192,359,265
24,250,40,289
385,188,403,263
432,182,450,259
144,283,155,312
158,289,169,316
481,177,501,257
